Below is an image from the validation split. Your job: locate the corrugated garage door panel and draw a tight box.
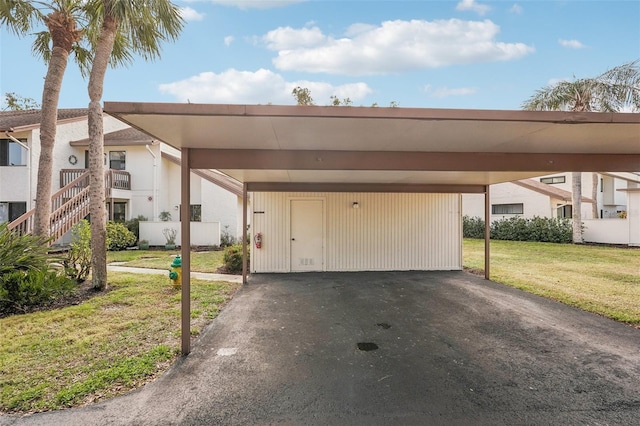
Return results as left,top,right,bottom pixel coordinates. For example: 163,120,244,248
251,192,461,273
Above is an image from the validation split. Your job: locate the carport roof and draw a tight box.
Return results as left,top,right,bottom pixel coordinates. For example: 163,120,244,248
104,102,640,190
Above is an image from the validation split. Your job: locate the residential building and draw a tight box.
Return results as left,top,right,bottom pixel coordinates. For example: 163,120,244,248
0,109,243,245
462,171,640,245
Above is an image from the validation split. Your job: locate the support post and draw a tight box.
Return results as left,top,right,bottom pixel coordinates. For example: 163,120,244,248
484,185,490,280
242,182,248,284
181,148,191,355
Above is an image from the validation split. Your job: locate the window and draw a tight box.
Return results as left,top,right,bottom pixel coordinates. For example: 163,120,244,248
190,205,201,222
492,203,524,215
84,150,107,168
557,205,572,219
109,151,126,170
540,176,566,185
0,202,27,222
0,139,27,166
178,204,202,222
112,202,127,222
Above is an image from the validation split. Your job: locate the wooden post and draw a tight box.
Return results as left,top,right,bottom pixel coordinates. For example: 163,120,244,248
484,185,490,280
242,183,248,284
181,148,191,355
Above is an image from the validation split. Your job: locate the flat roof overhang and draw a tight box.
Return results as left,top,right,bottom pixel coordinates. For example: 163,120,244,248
104,102,640,191
103,101,640,356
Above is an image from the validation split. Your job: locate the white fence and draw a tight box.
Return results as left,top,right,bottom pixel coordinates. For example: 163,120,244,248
583,219,628,245
139,221,220,247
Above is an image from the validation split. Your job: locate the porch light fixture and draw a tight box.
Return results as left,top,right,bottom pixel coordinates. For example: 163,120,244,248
352,202,360,209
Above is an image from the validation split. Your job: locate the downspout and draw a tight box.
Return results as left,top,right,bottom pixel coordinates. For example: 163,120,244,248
5,130,31,210
145,143,158,221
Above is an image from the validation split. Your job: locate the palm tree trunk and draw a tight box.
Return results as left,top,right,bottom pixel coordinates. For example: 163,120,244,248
33,46,69,238
591,172,599,219
571,172,583,243
88,12,118,291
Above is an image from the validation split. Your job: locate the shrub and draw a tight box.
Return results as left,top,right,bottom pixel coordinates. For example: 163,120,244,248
0,223,51,275
220,225,236,247
63,220,92,283
463,215,572,244
0,224,75,314
106,221,137,251
125,215,147,241
0,269,75,313
222,244,248,274
463,215,486,239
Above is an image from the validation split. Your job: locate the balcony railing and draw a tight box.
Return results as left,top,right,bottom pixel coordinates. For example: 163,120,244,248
60,169,131,191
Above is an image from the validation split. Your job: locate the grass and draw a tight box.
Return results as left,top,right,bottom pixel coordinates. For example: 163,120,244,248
463,239,640,325
107,249,225,273
0,272,239,413
3,242,638,414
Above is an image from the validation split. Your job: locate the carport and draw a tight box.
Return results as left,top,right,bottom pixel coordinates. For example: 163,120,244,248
103,102,640,355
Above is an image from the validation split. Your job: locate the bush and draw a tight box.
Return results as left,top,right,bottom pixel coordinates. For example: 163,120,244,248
220,225,236,247
0,223,75,314
0,269,75,313
222,244,248,274
463,215,572,243
125,215,147,241
463,215,486,239
106,221,137,251
63,220,92,283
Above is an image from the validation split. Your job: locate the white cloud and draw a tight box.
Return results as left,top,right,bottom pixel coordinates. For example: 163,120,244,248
265,19,534,75
456,0,491,16
427,86,478,98
559,39,586,49
158,68,373,105
509,4,523,14
207,0,305,9
179,7,205,21
224,36,234,46
263,26,326,50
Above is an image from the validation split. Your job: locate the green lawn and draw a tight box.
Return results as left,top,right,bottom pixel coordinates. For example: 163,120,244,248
0,272,239,413
463,239,640,325
107,249,225,273
2,242,638,414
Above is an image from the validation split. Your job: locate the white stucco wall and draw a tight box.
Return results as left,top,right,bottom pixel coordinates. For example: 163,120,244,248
583,219,629,245
139,221,220,246
251,192,462,273
462,182,554,220
1,115,129,211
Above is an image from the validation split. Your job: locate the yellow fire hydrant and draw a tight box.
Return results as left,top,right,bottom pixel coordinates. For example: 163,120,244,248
169,255,182,289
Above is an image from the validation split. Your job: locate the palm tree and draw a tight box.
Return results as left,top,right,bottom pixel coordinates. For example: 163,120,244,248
84,0,183,290
0,0,91,238
522,60,640,243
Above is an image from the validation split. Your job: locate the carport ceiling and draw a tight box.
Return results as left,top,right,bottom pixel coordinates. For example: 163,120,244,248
104,102,640,189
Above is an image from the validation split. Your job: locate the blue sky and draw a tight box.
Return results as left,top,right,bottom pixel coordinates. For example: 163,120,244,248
1,0,639,110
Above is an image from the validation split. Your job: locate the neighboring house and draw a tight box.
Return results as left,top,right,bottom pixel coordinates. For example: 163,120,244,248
462,171,640,245
0,109,243,245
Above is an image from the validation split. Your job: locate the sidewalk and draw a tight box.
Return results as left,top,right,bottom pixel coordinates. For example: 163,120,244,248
107,263,243,283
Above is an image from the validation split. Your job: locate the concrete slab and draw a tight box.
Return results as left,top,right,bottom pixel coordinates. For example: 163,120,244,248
2,271,639,425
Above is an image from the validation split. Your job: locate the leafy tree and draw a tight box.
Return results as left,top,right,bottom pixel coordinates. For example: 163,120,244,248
330,95,352,106
3,92,40,110
0,0,91,238
292,86,314,105
84,0,183,290
522,59,640,243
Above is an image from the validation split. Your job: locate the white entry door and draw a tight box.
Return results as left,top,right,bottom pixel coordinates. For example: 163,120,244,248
290,199,324,272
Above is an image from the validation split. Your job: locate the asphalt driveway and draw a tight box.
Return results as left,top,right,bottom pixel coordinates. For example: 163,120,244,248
2,271,639,425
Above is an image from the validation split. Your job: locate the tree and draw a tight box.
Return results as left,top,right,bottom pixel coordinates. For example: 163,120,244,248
522,59,640,243
1,0,91,238
84,0,183,290
3,92,41,110
292,86,314,106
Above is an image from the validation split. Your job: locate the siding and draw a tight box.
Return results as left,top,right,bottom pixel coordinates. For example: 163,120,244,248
251,192,462,273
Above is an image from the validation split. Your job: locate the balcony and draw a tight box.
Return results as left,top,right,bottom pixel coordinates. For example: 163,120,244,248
60,169,131,193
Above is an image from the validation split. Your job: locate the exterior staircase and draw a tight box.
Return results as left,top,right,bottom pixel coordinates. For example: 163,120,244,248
8,171,91,242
